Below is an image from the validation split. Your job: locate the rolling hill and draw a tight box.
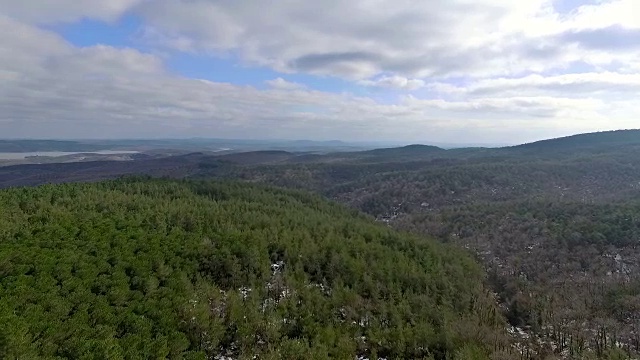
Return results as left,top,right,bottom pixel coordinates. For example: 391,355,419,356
0,178,505,359
507,129,640,155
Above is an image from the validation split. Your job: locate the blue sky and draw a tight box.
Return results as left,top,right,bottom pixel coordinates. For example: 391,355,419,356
51,14,396,103
1,0,639,143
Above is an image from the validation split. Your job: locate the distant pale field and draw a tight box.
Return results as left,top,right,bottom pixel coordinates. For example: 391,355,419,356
0,151,139,160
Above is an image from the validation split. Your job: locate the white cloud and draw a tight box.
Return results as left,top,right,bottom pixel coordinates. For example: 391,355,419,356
430,72,640,96
401,95,606,121
0,17,633,144
565,0,640,30
135,0,557,79
1,1,640,144
128,0,640,81
265,78,306,90
359,76,425,90
0,0,144,24
3,0,640,82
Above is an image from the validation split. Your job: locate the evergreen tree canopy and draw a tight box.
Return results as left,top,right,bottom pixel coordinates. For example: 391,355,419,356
0,178,503,359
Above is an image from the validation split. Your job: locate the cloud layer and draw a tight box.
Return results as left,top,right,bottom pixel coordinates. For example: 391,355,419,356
1,1,639,143
136,0,640,79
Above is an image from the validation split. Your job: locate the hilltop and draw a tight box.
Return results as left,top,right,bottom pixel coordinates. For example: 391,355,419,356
361,144,443,156
0,178,505,359
507,129,640,154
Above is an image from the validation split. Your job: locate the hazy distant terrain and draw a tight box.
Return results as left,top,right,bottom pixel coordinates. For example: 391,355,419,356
0,138,377,154
0,138,384,167
0,138,511,167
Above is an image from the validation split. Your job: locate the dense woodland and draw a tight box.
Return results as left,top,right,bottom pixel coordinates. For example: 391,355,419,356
2,130,640,359
0,178,507,359
209,131,640,359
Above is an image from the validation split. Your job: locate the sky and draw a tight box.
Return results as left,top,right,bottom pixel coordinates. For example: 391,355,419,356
1,0,639,144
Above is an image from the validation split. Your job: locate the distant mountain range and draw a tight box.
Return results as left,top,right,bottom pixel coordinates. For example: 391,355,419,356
1,129,640,188
0,140,109,152
5,131,617,154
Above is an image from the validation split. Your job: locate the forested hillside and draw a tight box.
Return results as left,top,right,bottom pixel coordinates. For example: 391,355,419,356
212,131,640,359
2,130,640,359
509,130,640,155
0,178,505,359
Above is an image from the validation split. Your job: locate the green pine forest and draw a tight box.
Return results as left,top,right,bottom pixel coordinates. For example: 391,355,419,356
0,178,506,359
